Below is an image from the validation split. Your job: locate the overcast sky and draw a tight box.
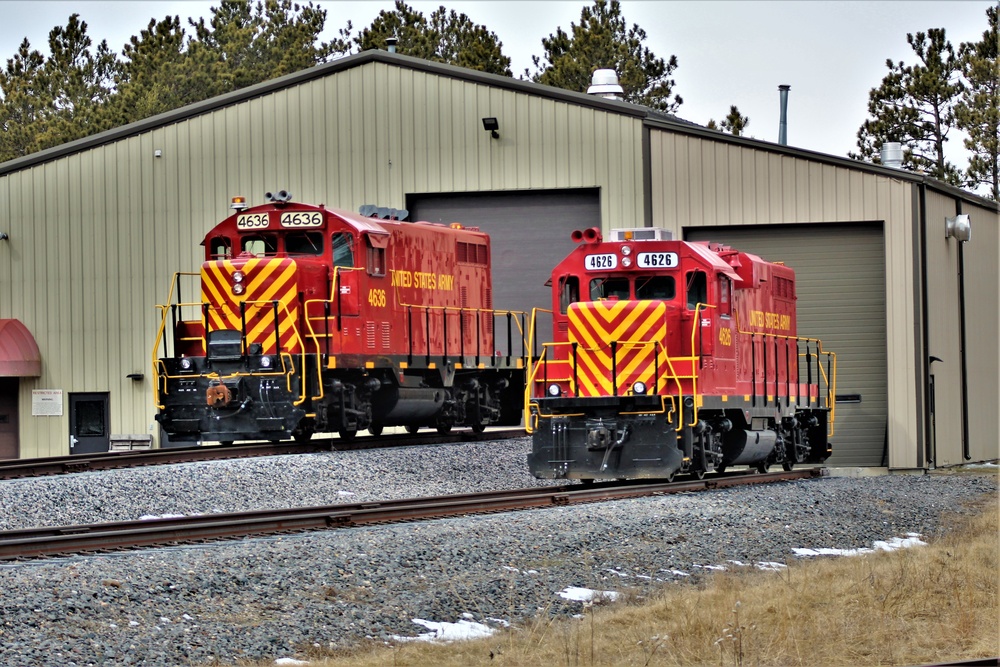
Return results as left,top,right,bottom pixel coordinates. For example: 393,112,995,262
0,1,994,165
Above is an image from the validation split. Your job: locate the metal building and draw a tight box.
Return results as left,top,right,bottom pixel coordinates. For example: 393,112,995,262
0,50,995,469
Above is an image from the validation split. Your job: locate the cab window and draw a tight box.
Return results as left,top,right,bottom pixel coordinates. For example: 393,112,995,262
366,242,385,277
241,234,278,257
560,276,580,313
636,276,675,300
332,232,355,268
685,271,707,309
285,231,323,255
718,275,732,317
590,277,630,301
209,236,231,260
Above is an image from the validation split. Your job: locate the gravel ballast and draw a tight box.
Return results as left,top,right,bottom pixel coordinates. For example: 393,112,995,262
0,438,994,666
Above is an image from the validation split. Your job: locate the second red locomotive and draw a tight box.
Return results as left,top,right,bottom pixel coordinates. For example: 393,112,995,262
153,193,525,444
526,227,835,480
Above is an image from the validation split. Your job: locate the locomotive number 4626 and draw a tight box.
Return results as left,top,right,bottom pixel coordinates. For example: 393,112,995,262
637,252,679,268
585,254,618,270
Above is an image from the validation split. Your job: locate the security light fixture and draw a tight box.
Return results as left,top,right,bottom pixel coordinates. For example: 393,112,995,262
126,373,144,381
0,233,7,241
482,117,499,139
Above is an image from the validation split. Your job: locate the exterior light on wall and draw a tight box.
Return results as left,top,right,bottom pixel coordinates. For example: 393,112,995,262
482,117,500,139
154,149,163,158
126,373,144,381
945,215,971,242
0,233,8,241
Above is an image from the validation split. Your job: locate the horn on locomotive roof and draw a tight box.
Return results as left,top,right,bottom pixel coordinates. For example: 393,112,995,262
264,190,293,203
570,227,603,244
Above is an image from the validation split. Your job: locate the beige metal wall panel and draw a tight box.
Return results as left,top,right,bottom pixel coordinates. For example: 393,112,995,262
649,130,920,468
0,60,646,457
922,192,965,466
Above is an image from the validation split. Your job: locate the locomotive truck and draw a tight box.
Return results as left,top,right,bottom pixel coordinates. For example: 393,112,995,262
153,193,525,444
525,226,835,481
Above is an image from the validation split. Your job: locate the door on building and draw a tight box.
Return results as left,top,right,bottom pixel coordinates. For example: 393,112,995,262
69,393,110,454
0,378,18,459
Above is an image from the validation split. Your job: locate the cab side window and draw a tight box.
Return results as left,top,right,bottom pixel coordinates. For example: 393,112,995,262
559,276,580,313
717,275,732,317
332,232,355,268
209,236,231,260
366,240,385,277
685,271,707,309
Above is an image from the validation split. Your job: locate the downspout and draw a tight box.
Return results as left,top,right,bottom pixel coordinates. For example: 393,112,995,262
955,199,971,460
917,183,932,468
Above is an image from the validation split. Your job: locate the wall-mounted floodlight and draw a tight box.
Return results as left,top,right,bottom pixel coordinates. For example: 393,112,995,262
126,373,144,381
945,215,971,242
482,117,499,139
0,233,8,241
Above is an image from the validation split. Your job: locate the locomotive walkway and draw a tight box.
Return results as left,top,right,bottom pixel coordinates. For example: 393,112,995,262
0,428,526,480
0,468,825,561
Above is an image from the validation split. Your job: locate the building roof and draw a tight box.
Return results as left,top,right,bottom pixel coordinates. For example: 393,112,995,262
0,49,995,210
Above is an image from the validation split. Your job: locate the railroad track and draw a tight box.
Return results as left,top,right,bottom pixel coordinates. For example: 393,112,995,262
0,467,825,561
0,428,526,480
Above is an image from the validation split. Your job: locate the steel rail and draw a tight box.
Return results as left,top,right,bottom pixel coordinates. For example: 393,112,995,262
0,428,527,480
0,468,824,561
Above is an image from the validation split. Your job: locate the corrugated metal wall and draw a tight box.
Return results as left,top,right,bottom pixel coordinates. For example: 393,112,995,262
648,130,920,468
0,60,645,457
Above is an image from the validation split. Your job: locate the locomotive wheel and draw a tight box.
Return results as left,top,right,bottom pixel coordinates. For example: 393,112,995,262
292,426,313,444
756,461,770,473
694,470,706,480
405,425,420,434
220,440,234,446
782,460,794,471
470,422,486,434
369,424,384,437
339,428,357,441
436,424,452,435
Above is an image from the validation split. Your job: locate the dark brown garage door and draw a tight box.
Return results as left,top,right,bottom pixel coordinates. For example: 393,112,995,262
686,223,888,467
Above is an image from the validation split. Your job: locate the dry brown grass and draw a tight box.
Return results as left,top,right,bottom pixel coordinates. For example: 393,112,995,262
229,485,999,667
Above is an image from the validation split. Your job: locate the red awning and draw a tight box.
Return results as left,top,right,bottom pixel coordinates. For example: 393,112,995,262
0,319,41,377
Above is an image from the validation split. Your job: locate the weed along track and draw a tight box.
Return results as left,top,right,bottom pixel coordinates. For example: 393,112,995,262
0,428,525,480
0,468,824,560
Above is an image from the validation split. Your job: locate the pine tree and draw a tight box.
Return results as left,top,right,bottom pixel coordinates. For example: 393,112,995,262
955,6,999,200
851,28,964,186
719,105,749,136
350,1,511,76
527,0,681,113
0,39,50,161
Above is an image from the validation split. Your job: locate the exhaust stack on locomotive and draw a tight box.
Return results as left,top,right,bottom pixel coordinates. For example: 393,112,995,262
525,227,835,480
152,195,526,445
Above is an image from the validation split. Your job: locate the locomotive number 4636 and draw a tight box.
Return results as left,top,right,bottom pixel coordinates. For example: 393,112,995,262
368,288,387,308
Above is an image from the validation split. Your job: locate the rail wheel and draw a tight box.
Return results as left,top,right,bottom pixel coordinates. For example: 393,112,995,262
405,425,420,434
755,461,770,473
220,440,234,446
292,427,313,444
470,422,486,434
436,423,452,435
369,424,383,437
339,427,357,441
781,459,794,471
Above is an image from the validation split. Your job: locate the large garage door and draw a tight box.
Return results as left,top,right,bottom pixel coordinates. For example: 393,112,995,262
686,224,887,467
408,190,601,352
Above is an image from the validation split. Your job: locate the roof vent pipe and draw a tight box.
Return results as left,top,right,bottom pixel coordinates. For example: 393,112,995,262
386,36,397,53
588,69,623,100
880,142,903,169
778,85,790,146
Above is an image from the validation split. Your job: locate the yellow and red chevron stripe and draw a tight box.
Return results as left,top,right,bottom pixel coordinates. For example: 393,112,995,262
567,300,670,397
201,258,301,353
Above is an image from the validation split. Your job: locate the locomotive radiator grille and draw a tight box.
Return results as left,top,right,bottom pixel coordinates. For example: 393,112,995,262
201,258,301,354
566,300,673,397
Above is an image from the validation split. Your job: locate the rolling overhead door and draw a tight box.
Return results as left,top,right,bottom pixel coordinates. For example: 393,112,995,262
686,224,887,467
408,190,601,351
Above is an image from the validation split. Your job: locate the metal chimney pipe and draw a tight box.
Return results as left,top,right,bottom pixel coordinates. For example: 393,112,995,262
386,36,397,53
778,85,790,146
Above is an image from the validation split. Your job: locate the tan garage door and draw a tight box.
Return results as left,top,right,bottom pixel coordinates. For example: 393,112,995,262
686,224,887,467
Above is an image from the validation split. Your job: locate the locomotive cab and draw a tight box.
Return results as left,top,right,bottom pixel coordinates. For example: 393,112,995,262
526,227,835,481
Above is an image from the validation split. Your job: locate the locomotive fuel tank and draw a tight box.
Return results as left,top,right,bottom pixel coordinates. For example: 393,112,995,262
721,429,778,467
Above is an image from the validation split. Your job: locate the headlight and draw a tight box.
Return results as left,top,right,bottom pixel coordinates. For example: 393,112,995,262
547,383,561,397
621,257,632,268
259,356,272,369
632,381,647,395
233,271,244,283
179,357,193,370
233,283,245,295
621,245,632,255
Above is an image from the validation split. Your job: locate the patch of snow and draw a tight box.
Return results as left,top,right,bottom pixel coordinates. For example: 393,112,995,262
392,618,496,643
558,586,620,602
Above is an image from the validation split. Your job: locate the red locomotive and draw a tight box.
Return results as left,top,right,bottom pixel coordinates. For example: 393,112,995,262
153,192,525,444
526,226,835,480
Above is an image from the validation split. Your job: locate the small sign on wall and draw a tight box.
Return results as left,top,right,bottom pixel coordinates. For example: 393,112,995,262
32,390,63,416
